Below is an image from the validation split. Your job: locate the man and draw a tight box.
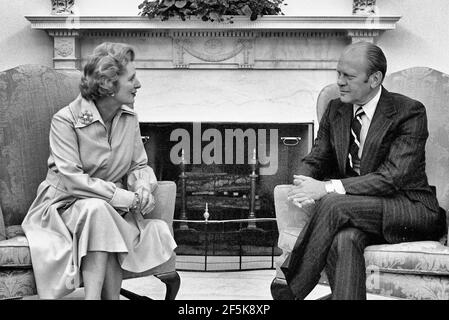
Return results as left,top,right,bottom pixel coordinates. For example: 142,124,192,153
273,42,446,300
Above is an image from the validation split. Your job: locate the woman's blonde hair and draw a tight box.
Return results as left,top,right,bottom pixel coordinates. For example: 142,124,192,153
80,42,136,101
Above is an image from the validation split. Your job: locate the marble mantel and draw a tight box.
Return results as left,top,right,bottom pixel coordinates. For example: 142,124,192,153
25,15,401,123
27,15,401,70
26,15,400,30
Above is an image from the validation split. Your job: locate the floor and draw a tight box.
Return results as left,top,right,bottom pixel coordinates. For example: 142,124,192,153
23,269,395,300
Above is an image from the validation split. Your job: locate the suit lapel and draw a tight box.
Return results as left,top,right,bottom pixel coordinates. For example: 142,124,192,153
360,87,397,175
334,102,353,175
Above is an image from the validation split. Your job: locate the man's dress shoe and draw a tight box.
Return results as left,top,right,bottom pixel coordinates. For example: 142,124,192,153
270,279,295,300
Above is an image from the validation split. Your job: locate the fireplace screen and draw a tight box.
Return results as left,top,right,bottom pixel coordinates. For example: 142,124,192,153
141,121,313,270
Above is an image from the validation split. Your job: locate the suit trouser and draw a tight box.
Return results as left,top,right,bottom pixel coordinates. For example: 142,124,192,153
325,227,374,299
282,193,385,300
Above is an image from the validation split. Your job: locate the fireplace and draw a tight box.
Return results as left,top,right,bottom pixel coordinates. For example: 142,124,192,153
141,121,313,270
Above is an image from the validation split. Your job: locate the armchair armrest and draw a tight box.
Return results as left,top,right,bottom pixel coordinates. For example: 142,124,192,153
145,181,177,235
274,184,311,232
274,185,312,251
273,184,313,279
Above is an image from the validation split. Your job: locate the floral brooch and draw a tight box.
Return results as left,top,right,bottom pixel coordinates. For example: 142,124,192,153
79,110,94,125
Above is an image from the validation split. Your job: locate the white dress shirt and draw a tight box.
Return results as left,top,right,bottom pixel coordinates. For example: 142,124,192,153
331,87,382,194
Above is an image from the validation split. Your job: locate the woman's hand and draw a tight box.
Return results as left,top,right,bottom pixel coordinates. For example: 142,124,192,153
135,186,156,216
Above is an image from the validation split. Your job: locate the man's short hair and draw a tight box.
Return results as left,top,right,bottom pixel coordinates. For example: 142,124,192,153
79,42,135,101
365,43,387,82
346,42,388,82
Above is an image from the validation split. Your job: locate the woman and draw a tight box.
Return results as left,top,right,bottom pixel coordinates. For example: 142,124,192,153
21,42,177,300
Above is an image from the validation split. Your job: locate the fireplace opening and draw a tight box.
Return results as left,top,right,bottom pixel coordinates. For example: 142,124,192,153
141,121,313,270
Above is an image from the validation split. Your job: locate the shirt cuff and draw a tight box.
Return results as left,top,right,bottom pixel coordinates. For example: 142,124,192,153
109,187,135,210
331,179,346,194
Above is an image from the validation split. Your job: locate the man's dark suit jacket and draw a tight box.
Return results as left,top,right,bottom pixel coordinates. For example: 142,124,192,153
298,87,445,244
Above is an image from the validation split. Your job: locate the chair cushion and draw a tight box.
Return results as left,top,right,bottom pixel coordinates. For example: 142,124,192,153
278,228,449,277
0,225,31,268
365,241,449,277
0,235,32,268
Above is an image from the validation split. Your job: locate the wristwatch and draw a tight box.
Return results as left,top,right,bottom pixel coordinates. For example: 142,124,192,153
130,192,140,211
325,181,335,194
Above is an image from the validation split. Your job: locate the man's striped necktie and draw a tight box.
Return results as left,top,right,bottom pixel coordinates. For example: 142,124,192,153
348,106,365,175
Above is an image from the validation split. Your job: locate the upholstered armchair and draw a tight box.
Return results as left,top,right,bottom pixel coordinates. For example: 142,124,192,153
0,65,180,300
271,67,449,300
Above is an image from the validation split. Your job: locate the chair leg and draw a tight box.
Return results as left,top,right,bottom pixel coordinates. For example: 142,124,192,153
120,288,152,300
119,271,180,300
154,271,181,300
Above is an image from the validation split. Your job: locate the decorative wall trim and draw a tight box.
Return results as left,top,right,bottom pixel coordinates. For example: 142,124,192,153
171,31,257,38
48,30,80,37
26,15,401,70
54,38,74,57
54,30,349,39
26,15,401,31
348,30,381,43
83,31,169,38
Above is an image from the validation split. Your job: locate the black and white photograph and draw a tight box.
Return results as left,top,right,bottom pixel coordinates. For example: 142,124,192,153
1,0,449,311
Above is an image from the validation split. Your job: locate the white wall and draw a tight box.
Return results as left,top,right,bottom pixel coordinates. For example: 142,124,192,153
1,0,449,74
70,0,354,16
281,0,353,16
0,0,52,72
377,0,449,74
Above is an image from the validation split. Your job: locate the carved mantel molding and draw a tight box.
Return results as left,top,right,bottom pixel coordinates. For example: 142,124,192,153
26,15,401,70
26,15,401,31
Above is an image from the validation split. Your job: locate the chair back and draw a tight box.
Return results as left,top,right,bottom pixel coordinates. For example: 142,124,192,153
316,67,449,211
316,83,339,123
0,65,81,227
384,67,449,211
